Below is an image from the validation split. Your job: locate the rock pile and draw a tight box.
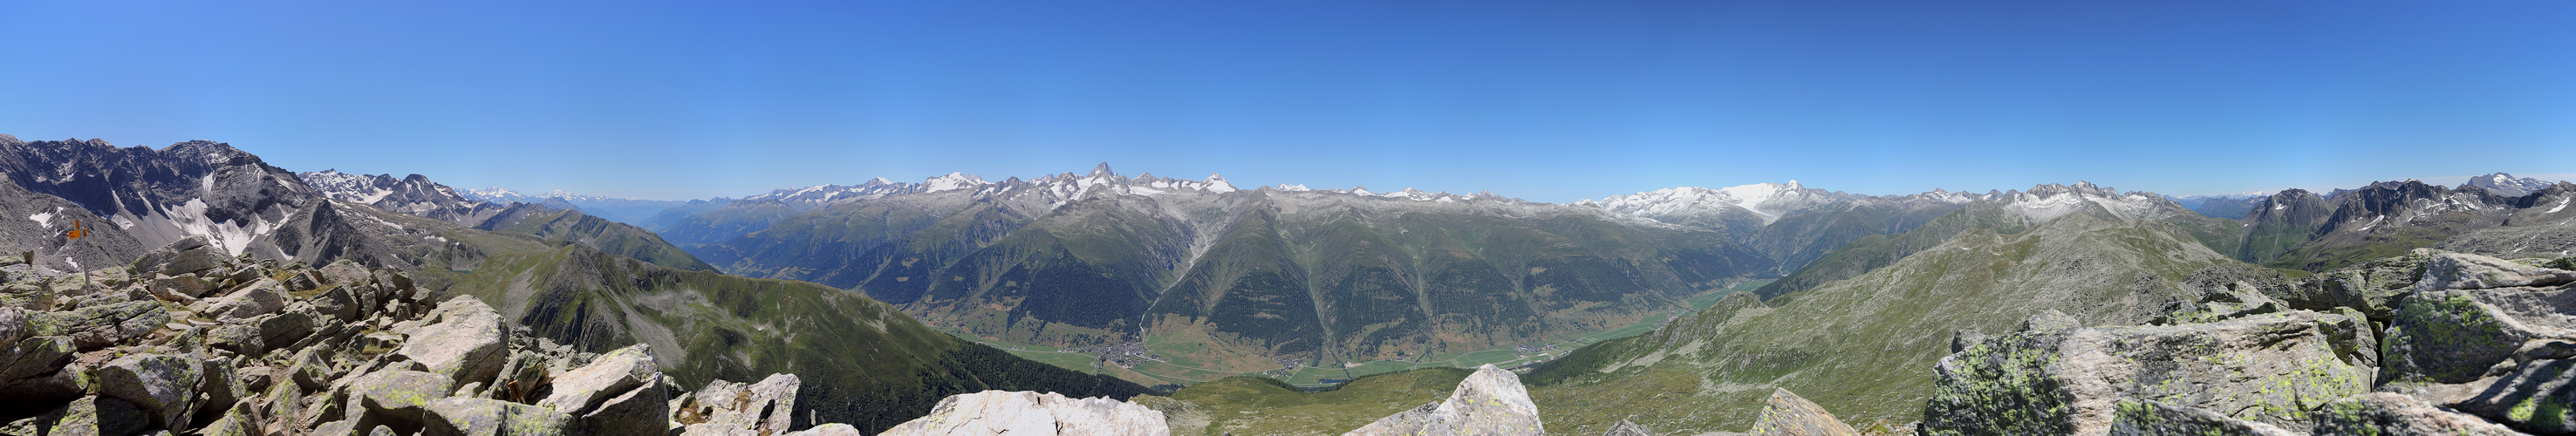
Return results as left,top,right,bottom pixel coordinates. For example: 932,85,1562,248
1923,249,2575,435
0,236,848,436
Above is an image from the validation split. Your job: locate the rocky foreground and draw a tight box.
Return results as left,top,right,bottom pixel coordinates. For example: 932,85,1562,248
0,236,862,436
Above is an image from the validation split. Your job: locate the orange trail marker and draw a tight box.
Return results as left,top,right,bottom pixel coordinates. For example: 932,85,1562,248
67,220,85,239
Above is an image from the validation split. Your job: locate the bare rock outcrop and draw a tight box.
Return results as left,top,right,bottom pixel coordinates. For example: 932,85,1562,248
1923,309,2376,435
878,390,1169,436
1343,364,1544,436
1751,388,1860,436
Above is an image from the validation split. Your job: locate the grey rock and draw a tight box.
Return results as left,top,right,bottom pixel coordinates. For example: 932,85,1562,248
577,374,672,436
1749,388,1859,436
1923,310,2375,435
537,344,655,415
393,296,508,389
40,300,167,351
676,373,801,436
2106,399,2298,436
2414,252,2576,292
290,344,339,390
2275,249,2443,322
96,353,204,429
2313,392,2520,436
127,235,228,277
2381,283,2576,388
1601,419,1656,436
38,396,154,436
1343,364,1541,436
201,278,286,321
344,370,453,430
201,402,260,436
422,397,572,436
878,390,1168,436
0,336,79,413
787,423,865,436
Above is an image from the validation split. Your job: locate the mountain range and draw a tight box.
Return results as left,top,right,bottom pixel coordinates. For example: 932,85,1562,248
0,134,1147,433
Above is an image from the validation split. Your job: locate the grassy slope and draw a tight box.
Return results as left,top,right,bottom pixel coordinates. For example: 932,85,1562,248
1524,214,2231,434
476,206,718,271
1160,368,1473,436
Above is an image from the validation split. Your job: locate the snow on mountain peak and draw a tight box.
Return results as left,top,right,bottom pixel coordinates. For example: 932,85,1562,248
923,172,989,192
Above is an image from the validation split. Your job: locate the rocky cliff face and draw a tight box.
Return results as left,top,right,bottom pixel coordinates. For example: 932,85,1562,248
0,236,849,436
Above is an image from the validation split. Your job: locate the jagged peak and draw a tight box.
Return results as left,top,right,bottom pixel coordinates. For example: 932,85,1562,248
1090,161,1115,177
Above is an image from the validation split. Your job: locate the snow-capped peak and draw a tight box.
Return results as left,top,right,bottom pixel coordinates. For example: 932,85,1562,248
1581,181,1842,224
922,172,989,193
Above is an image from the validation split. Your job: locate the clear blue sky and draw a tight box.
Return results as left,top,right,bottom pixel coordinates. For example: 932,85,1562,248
3,1,2571,201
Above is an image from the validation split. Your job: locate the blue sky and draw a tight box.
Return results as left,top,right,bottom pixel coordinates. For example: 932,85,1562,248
3,1,2571,201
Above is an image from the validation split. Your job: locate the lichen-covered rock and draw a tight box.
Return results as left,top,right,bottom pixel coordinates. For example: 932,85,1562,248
28,395,154,436
1343,364,1542,436
2381,284,2576,388
422,397,572,436
393,296,508,389
128,236,229,277
201,278,286,321
97,353,204,429
2313,392,2520,436
1601,419,1655,436
42,300,167,350
2413,252,2576,293
2274,249,2444,321
576,374,671,436
344,370,454,430
878,390,1168,436
2105,399,2297,436
676,373,801,436
1751,388,1860,436
538,344,656,415
1923,310,2374,435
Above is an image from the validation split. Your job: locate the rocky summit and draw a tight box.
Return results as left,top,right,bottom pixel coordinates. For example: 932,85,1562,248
0,235,871,436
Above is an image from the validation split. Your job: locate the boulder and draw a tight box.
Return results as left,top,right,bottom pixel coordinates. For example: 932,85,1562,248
97,353,204,429
393,296,508,389
290,345,340,390
2413,252,2576,293
1750,388,1859,436
344,370,454,430
129,236,229,277
2313,392,2520,436
2381,283,2576,389
26,395,154,436
421,397,572,436
2106,399,2299,436
2275,249,2443,321
676,373,801,436
41,300,167,350
1601,419,1655,436
537,344,656,415
201,278,287,321
148,275,215,299
787,423,865,436
878,390,1168,436
0,336,79,413
1923,310,2375,435
577,375,672,436
1343,364,1542,436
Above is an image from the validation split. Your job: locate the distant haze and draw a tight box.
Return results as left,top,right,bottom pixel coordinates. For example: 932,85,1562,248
3,1,2570,201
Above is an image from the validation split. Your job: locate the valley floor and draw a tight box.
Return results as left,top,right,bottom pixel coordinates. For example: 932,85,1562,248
947,280,1773,389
